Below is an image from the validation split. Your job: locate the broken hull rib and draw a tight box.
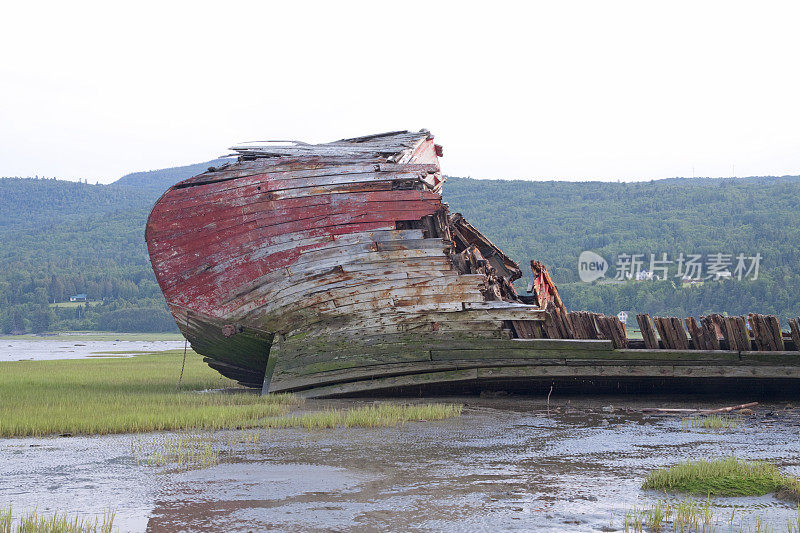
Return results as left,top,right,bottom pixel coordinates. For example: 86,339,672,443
145,130,547,394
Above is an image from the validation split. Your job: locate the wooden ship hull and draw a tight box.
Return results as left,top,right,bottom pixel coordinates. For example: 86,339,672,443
146,130,800,397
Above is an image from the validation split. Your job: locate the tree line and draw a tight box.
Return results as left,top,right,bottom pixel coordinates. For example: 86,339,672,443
444,175,800,322
2,171,800,334
0,177,175,333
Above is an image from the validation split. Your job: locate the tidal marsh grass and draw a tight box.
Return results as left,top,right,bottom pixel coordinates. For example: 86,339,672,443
129,404,461,470
132,432,221,470
0,350,301,437
621,501,687,533
672,498,713,531
621,500,713,533
0,351,462,438
131,428,275,471
618,500,800,532
621,506,645,532
650,502,665,531
1,508,10,533
0,508,114,533
682,415,743,431
788,506,800,533
260,403,463,429
643,457,800,500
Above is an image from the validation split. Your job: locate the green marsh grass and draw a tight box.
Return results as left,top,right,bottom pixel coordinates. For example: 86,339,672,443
0,350,301,437
682,415,743,431
259,403,463,429
618,499,800,533
131,428,273,470
132,432,221,470
0,508,114,533
0,351,462,437
621,500,712,533
128,402,462,471
788,506,800,533
643,457,800,500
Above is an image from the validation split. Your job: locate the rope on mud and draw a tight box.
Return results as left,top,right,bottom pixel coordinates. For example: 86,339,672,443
176,310,190,390
177,315,189,390
177,338,187,390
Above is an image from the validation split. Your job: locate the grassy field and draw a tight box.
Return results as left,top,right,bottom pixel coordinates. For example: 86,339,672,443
0,331,185,341
642,456,800,500
0,350,462,437
0,350,299,437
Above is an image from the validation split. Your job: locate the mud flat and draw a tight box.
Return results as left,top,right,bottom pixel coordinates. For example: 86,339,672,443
0,337,185,362
3,396,800,531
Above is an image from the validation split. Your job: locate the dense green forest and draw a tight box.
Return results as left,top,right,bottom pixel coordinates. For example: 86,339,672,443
0,178,169,333
445,175,800,321
0,160,222,334
1,161,798,334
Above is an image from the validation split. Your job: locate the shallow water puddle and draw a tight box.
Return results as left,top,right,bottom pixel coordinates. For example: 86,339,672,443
0,339,185,361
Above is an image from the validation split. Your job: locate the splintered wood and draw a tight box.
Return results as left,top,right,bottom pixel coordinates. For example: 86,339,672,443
634,312,797,352
790,318,800,352
511,306,628,349
636,314,659,349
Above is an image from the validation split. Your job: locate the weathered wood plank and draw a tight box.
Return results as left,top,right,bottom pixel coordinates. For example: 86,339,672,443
475,364,800,380
159,235,449,299
767,315,785,351
721,316,739,351
150,189,441,239
789,318,800,352
151,202,439,263
736,316,752,351
699,316,720,351
167,247,453,309
739,351,800,364
509,338,613,350
154,168,426,212
637,314,659,349
669,317,688,350
275,351,800,395
221,254,456,314
293,368,480,398
685,317,704,350
652,317,670,349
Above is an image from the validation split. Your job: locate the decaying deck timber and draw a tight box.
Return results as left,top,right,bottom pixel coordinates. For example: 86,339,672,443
145,130,800,397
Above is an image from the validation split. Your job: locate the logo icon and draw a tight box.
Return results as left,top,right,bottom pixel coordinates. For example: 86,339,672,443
578,251,608,282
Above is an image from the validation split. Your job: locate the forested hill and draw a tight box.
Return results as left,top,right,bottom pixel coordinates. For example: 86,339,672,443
0,178,150,237
444,175,800,320
1,165,799,334
0,177,169,333
114,158,230,190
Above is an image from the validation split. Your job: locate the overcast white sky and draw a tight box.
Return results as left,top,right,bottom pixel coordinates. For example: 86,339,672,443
1,1,798,183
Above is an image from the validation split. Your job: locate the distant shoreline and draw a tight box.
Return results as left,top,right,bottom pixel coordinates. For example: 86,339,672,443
0,331,185,342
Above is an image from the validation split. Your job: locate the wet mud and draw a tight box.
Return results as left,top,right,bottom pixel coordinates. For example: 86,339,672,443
2,396,800,531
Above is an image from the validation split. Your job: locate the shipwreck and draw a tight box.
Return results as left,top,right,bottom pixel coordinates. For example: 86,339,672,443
146,130,800,397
